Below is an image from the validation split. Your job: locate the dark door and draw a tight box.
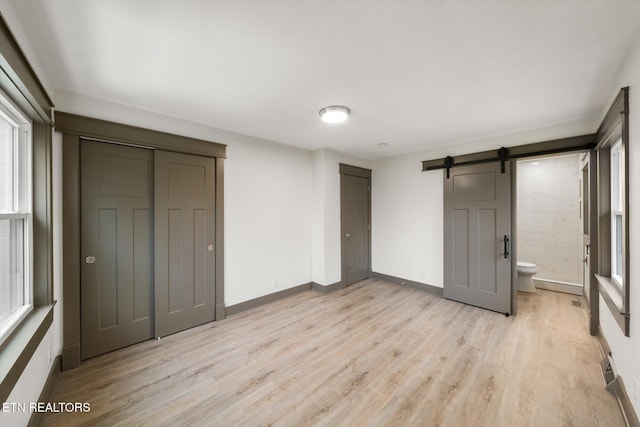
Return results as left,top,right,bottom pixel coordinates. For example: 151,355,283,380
80,140,154,359
154,151,215,337
443,162,511,314
341,172,371,286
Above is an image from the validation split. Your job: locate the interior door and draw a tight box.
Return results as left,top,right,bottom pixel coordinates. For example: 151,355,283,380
80,140,154,359
154,150,215,337
443,162,511,314
341,173,371,286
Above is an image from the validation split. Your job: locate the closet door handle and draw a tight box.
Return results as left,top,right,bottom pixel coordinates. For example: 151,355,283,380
503,235,509,259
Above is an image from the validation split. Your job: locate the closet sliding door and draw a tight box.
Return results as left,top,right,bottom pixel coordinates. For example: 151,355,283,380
154,150,216,337
80,140,154,359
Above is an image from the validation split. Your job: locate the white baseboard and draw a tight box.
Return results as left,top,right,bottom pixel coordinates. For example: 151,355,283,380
534,278,583,296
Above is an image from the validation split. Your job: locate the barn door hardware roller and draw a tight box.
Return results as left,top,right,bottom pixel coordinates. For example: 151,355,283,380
444,156,454,179
497,147,509,174
438,147,510,179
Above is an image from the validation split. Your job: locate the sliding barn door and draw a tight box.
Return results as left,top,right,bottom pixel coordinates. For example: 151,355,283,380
443,162,511,314
80,140,154,359
154,151,216,337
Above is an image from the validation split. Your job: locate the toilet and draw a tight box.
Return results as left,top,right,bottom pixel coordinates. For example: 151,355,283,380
517,262,537,292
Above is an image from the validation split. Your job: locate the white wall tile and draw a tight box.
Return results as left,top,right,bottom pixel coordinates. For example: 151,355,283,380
517,154,582,285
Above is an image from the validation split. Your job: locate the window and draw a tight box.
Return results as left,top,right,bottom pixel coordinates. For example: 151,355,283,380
595,87,629,336
0,90,32,346
610,139,624,289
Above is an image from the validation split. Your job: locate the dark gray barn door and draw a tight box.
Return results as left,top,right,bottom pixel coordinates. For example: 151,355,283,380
154,151,215,337
443,162,511,314
341,171,371,286
80,140,154,359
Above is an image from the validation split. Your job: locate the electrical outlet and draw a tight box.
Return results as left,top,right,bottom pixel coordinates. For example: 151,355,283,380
272,279,279,289
633,378,640,407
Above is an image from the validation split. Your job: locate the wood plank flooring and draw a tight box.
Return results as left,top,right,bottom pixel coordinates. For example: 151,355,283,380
43,279,624,426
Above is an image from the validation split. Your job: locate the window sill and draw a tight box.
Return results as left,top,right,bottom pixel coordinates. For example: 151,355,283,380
0,305,33,347
596,274,630,336
0,303,55,402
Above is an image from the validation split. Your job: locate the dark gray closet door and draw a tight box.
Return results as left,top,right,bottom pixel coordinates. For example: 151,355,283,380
443,162,511,314
341,174,371,286
154,150,215,337
81,140,154,359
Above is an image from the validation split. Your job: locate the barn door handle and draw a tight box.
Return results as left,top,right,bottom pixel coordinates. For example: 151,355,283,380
503,235,509,259
583,244,590,263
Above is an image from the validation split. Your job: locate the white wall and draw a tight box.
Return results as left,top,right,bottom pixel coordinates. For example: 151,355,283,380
598,28,640,418
224,138,313,305
372,154,444,286
311,150,327,285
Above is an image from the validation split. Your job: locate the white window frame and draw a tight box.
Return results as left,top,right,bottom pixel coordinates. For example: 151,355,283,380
610,139,624,290
0,89,33,346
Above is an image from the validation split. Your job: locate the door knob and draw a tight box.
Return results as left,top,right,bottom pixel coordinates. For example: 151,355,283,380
345,233,351,239
207,244,214,252
85,256,96,264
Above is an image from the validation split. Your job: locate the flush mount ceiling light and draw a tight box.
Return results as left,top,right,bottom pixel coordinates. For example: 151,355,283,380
319,105,350,124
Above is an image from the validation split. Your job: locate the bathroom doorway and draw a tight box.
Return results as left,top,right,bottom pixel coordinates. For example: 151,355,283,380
516,153,586,296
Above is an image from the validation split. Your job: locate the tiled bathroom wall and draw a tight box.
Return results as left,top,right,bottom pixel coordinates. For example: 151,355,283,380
517,154,583,285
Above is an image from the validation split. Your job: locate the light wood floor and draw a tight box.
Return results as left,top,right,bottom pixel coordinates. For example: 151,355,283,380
44,279,624,426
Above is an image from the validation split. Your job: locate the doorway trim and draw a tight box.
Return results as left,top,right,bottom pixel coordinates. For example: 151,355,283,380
423,134,598,327
339,163,372,287
56,112,226,370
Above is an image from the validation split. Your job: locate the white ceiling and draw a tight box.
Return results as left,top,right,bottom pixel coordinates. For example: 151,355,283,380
8,0,640,159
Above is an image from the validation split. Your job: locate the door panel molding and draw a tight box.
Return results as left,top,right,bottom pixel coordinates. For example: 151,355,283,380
444,162,511,314
154,150,216,337
80,140,154,359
